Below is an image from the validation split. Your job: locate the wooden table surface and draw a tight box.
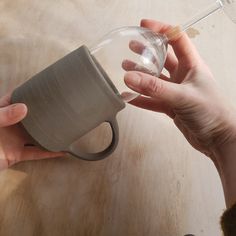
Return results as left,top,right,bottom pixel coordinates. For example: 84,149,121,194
1,0,236,235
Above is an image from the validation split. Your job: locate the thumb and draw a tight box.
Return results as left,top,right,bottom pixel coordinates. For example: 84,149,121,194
124,72,184,105
0,103,27,128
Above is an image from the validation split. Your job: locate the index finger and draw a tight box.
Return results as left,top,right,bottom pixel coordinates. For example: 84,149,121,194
140,19,202,67
0,93,12,107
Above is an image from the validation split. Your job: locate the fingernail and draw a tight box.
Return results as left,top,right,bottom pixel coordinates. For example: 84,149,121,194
124,72,141,88
129,40,139,47
140,19,148,25
10,104,27,118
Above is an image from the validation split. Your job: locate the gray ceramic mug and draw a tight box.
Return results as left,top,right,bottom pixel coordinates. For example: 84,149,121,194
11,45,125,161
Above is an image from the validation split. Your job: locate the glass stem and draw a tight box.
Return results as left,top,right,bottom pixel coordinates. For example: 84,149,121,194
181,0,224,32
165,0,224,41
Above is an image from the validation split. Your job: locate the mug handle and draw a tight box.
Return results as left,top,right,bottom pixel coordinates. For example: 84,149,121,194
67,117,119,161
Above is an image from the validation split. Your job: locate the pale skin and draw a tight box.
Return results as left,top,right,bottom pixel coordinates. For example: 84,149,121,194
123,19,236,208
0,93,64,170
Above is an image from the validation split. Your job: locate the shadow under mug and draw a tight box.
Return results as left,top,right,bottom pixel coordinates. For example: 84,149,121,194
11,45,126,161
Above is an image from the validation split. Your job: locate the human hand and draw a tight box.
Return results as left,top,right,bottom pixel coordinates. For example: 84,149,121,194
123,19,236,164
0,93,64,170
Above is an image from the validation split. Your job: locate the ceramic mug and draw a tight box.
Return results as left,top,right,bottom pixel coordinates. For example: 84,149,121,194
11,45,125,161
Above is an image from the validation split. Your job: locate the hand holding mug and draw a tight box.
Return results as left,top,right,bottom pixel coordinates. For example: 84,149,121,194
0,93,63,170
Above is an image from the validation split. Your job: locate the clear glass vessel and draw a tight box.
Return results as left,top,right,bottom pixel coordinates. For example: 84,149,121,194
90,26,168,102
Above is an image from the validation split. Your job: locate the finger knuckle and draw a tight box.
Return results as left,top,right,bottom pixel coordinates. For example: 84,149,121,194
7,107,14,120
147,78,164,97
0,112,8,127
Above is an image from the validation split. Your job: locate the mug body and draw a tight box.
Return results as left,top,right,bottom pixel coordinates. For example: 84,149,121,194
12,45,125,153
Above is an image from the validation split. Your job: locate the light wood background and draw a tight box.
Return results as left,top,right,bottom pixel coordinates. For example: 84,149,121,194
0,0,236,235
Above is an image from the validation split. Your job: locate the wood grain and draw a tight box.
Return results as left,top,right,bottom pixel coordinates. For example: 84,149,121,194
1,0,236,235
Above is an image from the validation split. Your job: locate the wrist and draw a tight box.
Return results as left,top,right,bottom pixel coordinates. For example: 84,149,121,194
211,139,236,166
209,107,236,164
210,119,236,166
210,135,236,208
